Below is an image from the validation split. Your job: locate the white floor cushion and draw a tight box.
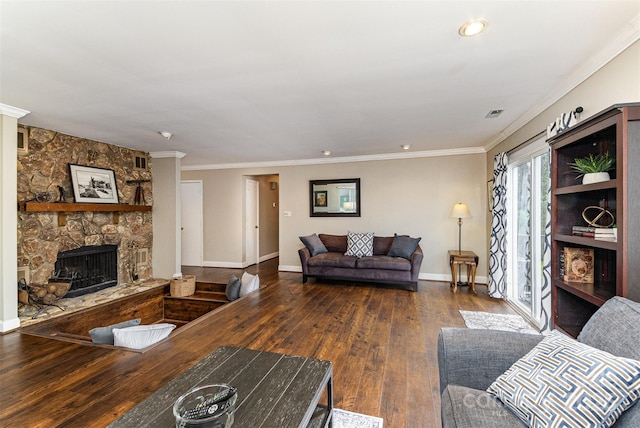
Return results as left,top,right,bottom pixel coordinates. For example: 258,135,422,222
113,323,176,349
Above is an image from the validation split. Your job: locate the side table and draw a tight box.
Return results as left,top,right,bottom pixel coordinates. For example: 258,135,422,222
448,250,478,295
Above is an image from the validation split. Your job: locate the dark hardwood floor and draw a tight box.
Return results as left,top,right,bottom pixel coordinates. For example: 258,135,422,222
0,258,513,427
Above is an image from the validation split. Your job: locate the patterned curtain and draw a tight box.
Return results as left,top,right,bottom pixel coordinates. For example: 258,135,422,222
538,153,552,333
488,152,508,298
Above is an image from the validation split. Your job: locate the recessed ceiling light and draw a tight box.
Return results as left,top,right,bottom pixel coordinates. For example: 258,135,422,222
401,144,411,150
458,19,489,37
322,150,331,156
159,131,173,140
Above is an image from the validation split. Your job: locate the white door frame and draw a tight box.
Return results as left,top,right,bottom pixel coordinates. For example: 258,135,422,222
181,180,203,267
245,179,259,266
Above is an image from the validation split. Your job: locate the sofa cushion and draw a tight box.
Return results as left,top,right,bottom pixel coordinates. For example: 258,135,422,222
318,234,348,253
487,330,640,428
113,323,176,349
579,296,640,360
307,252,358,269
372,236,394,255
387,234,421,260
299,233,328,257
89,318,142,345
345,232,374,257
240,272,260,297
225,275,241,301
442,385,525,428
356,255,411,271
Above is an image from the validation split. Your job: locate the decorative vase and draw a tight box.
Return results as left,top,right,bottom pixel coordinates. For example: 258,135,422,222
582,172,610,185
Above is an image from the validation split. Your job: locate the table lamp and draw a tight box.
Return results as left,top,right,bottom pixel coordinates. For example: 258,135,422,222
450,202,472,286
450,203,472,254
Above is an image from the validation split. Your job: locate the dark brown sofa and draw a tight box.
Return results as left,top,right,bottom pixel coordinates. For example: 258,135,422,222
298,234,423,291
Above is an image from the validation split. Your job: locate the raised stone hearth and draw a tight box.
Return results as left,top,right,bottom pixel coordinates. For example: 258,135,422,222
18,279,167,328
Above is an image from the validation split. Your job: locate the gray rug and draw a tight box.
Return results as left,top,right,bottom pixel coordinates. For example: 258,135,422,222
334,408,383,428
459,310,540,335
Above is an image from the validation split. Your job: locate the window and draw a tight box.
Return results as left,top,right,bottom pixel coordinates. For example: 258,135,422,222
507,138,550,327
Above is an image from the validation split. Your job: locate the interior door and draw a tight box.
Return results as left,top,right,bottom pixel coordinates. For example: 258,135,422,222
181,181,203,267
245,179,259,266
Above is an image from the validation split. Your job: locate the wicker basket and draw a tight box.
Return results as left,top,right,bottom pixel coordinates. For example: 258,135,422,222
170,275,196,297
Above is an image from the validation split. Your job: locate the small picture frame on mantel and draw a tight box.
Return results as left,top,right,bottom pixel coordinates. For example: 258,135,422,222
69,164,119,204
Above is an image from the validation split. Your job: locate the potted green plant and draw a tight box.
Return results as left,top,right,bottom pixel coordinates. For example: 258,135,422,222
568,152,615,184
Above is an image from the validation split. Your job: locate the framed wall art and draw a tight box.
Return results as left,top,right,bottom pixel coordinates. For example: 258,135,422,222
69,164,119,203
314,190,328,207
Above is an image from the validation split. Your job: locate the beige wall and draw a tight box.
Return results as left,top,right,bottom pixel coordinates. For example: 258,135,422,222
183,153,488,281
485,40,640,268
488,40,640,165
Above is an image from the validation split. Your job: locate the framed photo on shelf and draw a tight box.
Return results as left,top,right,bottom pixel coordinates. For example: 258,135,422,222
69,164,119,204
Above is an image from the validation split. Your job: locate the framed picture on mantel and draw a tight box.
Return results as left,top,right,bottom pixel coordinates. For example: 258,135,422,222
69,164,119,204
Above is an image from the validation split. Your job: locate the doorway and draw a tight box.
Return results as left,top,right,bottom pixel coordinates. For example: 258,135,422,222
245,179,259,266
181,181,203,267
506,139,550,328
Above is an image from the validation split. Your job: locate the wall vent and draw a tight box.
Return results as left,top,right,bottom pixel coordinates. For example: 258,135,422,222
133,153,148,171
137,248,149,266
485,109,504,118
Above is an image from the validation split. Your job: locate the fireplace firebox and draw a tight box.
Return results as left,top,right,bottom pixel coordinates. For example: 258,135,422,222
50,245,118,298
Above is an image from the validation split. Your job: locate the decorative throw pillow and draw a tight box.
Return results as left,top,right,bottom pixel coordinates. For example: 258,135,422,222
239,272,260,297
88,318,142,344
113,323,176,349
345,232,374,258
225,275,242,301
387,233,421,259
487,331,640,428
299,234,328,256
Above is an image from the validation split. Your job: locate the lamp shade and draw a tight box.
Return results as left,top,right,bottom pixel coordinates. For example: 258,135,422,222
450,203,472,219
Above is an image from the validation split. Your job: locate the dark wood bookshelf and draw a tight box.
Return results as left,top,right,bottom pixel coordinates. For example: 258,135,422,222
549,103,640,337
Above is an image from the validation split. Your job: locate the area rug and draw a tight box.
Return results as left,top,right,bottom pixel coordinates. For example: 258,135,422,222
459,310,540,335
334,408,383,428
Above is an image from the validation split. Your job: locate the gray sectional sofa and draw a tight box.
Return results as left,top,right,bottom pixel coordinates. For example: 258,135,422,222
298,233,423,291
438,296,640,427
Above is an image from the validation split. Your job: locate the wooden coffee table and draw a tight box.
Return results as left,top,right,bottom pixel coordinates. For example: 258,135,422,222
109,346,333,427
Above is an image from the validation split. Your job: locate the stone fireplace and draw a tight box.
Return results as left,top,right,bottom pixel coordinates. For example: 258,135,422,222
16,127,154,292
51,245,119,298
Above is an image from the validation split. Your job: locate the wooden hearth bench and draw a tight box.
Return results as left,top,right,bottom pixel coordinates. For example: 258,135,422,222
20,280,231,352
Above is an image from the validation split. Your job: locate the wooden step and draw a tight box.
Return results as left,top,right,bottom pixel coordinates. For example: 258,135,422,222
163,290,229,322
194,281,226,293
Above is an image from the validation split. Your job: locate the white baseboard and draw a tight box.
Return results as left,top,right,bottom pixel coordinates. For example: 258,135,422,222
259,252,279,263
0,317,21,333
202,260,245,268
277,267,486,284
279,265,302,272
203,253,280,269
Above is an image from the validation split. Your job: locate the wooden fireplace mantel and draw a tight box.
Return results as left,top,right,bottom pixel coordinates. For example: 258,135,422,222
18,202,152,226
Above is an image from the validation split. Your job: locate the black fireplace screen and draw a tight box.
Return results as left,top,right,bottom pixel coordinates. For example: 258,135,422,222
50,245,118,298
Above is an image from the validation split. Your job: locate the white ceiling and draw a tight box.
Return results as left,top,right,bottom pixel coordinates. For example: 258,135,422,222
2,1,639,167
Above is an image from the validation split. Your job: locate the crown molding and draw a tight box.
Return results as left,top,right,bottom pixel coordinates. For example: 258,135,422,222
181,146,485,171
150,151,186,159
0,103,30,119
484,13,640,152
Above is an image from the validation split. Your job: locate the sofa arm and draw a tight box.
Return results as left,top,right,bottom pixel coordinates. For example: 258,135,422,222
438,328,543,394
298,247,311,275
409,246,424,282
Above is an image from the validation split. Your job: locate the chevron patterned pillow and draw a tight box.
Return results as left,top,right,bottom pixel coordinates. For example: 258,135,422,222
487,331,640,428
345,232,374,258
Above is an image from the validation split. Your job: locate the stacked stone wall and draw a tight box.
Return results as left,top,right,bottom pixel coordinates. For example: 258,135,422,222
17,127,153,286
